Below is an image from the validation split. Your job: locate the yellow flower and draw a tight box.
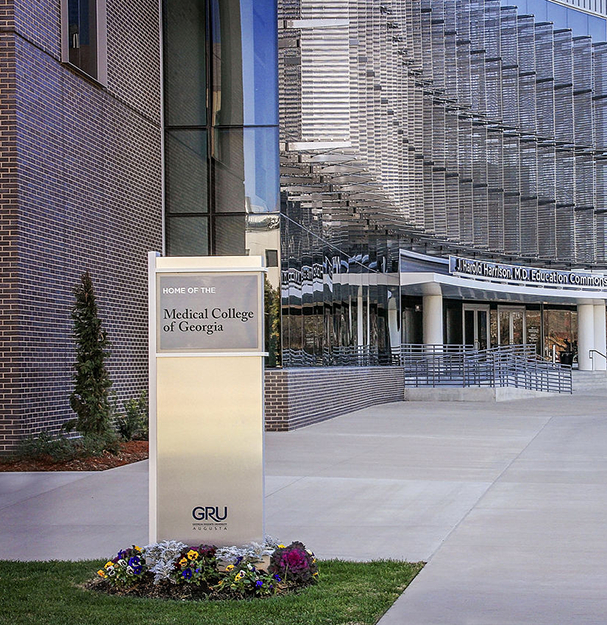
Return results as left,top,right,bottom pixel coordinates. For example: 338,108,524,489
236,570,245,579
225,564,235,571
218,580,223,585
179,557,188,566
278,544,285,549
187,550,198,560
97,570,107,578
104,561,114,569
134,546,141,552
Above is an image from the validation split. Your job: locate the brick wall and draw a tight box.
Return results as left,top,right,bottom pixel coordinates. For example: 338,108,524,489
0,9,19,451
264,366,405,430
0,0,162,453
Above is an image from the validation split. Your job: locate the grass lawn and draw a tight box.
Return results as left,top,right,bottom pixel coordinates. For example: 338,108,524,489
0,559,423,625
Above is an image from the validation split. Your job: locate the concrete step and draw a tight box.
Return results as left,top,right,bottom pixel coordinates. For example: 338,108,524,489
571,370,607,393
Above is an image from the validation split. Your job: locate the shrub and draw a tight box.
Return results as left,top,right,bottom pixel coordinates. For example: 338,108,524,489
15,430,120,463
69,271,113,437
17,431,76,462
114,393,148,441
268,541,319,585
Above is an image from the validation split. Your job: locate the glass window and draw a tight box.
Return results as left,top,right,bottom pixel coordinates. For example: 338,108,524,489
566,7,588,36
213,127,279,213
163,0,207,126
527,0,548,22
214,215,246,255
546,2,568,29
211,0,278,126
166,130,209,213
67,0,97,77
588,15,607,42
167,216,209,255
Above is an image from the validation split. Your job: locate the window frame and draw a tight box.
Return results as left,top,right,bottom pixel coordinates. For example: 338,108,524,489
61,0,108,85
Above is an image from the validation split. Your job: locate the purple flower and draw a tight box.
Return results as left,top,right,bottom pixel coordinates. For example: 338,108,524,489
280,548,309,571
182,568,192,580
236,556,243,565
274,574,282,581
128,556,140,567
255,580,263,587
132,565,142,575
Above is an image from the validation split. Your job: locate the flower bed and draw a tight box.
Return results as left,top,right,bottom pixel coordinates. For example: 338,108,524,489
88,538,318,601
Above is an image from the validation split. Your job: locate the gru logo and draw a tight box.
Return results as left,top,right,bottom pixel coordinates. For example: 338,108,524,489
192,506,228,522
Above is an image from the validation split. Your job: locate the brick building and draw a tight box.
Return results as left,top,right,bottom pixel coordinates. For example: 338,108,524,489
0,1,163,453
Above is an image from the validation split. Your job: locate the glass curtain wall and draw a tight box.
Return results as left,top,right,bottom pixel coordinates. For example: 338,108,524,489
163,0,281,364
163,0,280,256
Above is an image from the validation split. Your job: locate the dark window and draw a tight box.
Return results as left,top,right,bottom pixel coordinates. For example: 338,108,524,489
67,0,98,78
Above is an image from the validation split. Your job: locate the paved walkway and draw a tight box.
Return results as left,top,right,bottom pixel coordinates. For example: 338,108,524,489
2,388,607,622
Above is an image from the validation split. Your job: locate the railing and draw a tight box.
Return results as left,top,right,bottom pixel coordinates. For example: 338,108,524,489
589,349,607,370
396,343,572,394
280,343,572,393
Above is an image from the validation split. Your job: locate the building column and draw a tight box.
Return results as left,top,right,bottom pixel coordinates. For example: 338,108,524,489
593,300,607,371
422,283,443,345
577,300,595,371
357,287,364,347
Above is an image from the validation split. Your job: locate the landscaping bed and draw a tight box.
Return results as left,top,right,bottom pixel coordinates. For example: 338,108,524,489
0,440,148,472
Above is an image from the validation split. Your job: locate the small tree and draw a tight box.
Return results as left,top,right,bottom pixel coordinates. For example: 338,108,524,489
69,271,113,436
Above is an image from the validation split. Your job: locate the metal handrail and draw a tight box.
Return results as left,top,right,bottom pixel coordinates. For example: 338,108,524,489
400,343,572,394
589,349,607,371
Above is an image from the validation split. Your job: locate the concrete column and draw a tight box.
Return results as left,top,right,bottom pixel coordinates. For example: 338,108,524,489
593,300,607,371
577,300,595,371
387,292,400,349
423,283,443,345
357,288,364,346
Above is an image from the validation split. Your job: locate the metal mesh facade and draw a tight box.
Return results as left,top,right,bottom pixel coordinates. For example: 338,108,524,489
279,0,607,266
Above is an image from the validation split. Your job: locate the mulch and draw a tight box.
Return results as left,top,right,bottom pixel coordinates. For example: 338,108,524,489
0,440,149,472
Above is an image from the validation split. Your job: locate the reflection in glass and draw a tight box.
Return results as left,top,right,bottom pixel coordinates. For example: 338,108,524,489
211,0,278,126
497,308,526,346
167,215,209,255
213,127,279,213
68,0,98,78
526,310,541,354
164,0,207,126
166,130,208,214
544,308,577,361
214,214,246,255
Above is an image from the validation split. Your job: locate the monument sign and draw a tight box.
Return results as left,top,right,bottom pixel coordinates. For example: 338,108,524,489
148,254,266,546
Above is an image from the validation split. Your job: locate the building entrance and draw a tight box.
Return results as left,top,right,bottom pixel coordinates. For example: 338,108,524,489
463,304,490,350
497,306,526,346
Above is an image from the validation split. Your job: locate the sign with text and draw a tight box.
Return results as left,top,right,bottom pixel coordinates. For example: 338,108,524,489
149,255,265,547
449,255,607,289
157,273,262,352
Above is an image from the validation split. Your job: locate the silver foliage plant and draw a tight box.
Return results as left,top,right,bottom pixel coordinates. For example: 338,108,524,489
142,540,188,584
215,535,279,564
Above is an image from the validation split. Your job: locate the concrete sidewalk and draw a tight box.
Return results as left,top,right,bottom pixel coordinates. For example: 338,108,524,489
2,390,607,623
